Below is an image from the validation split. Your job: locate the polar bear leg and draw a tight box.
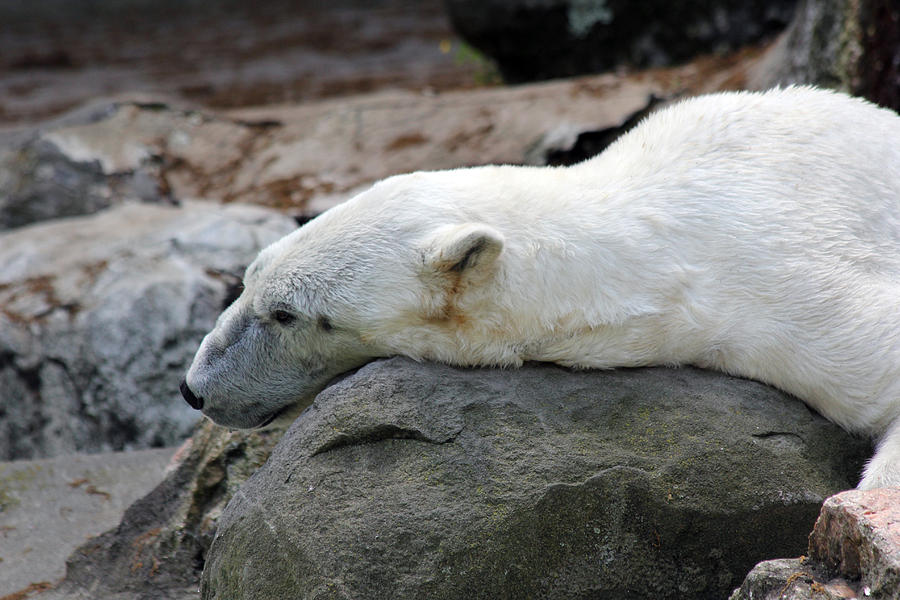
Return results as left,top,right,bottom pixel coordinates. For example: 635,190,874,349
859,418,900,490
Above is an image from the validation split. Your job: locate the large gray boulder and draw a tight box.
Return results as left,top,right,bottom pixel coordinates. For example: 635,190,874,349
0,101,176,231
0,200,296,460
202,357,871,600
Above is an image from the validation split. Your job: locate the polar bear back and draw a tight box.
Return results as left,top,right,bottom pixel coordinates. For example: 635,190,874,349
359,87,900,432
574,87,900,263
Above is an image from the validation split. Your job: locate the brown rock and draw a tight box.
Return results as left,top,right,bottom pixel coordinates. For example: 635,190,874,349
809,489,900,596
731,489,900,599
0,0,480,127
2,43,771,230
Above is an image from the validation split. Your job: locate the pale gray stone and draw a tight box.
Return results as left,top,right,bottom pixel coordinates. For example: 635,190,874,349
0,200,296,459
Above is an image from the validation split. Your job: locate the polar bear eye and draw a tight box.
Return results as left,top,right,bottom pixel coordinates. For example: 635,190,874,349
272,310,296,325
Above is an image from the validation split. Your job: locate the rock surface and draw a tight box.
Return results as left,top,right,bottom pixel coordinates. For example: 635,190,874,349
0,447,176,597
0,100,274,230
1,45,770,231
0,80,662,224
730,488,900,599
0,124,114,230
445,0,796,82
749,0,900,110
36,420,286,600
0,200,296,460
728,558,841,599
202,357,871,600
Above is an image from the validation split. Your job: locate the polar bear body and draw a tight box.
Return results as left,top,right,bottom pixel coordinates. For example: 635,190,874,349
184,87,900,489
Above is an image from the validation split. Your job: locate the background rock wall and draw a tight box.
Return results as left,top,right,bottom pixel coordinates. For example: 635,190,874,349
0,200,295,459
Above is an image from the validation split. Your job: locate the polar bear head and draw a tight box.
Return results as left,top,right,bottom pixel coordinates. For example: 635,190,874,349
181,171,506,429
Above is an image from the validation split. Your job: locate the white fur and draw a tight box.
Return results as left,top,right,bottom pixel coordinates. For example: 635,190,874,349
185,86,900,490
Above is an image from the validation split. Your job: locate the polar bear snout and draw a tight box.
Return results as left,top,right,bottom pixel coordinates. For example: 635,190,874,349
180,379,204,410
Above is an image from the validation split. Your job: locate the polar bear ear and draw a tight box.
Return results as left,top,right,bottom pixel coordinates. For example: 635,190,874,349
422,223,504,276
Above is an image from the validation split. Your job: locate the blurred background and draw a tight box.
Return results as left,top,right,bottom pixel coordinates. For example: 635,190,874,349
0,0,492,127
2,0,895,130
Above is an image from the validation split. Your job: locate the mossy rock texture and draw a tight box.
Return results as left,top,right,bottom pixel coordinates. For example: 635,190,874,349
202,357,870,600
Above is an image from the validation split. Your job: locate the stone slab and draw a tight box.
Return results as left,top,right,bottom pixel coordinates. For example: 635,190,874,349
0,447,177,596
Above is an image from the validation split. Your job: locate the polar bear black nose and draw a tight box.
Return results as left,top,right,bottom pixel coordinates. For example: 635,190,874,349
180,379,204,410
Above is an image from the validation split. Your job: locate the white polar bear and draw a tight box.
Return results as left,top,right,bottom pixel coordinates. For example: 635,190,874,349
182,86,900,490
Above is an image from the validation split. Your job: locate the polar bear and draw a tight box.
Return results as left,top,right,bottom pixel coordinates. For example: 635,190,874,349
182,86,900,490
